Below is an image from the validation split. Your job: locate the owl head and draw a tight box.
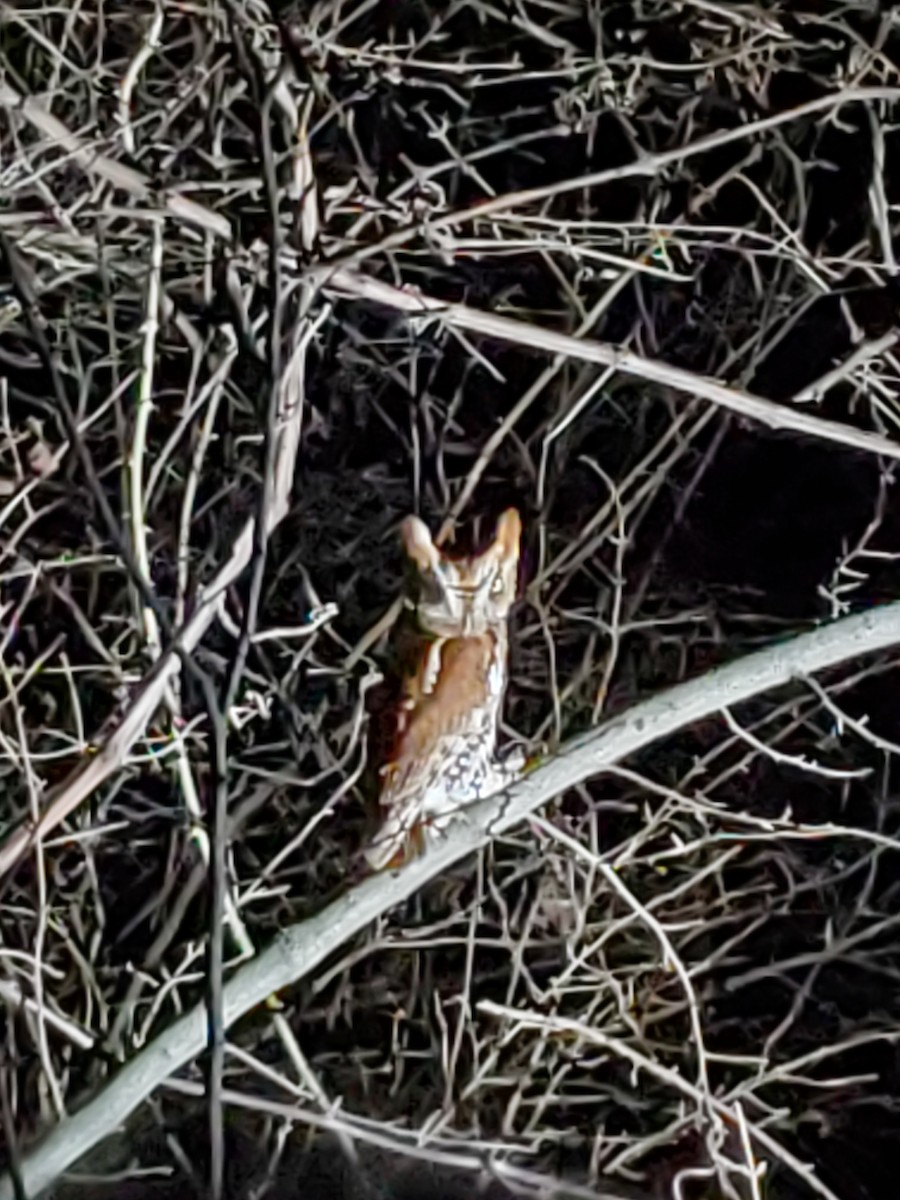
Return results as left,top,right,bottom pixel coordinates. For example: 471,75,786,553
400,509,522,638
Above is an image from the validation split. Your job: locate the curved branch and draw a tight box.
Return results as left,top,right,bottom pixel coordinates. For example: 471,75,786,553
5,599,900,1199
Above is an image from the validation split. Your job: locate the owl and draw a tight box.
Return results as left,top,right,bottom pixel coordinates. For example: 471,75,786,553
365,509,524,870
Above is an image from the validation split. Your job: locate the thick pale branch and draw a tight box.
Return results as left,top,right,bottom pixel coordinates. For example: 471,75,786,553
317,268,900,462
5,598,900,1200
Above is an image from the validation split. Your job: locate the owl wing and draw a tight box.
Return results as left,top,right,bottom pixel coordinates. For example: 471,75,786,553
366,636,494,870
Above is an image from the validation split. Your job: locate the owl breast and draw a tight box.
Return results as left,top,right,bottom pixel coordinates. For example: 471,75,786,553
366,629,510,869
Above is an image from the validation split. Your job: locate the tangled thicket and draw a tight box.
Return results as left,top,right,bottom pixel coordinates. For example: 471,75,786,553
2,2,900,1199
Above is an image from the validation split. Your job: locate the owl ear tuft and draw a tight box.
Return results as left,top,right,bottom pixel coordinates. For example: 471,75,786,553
493,508,522,562
401,515,441,574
